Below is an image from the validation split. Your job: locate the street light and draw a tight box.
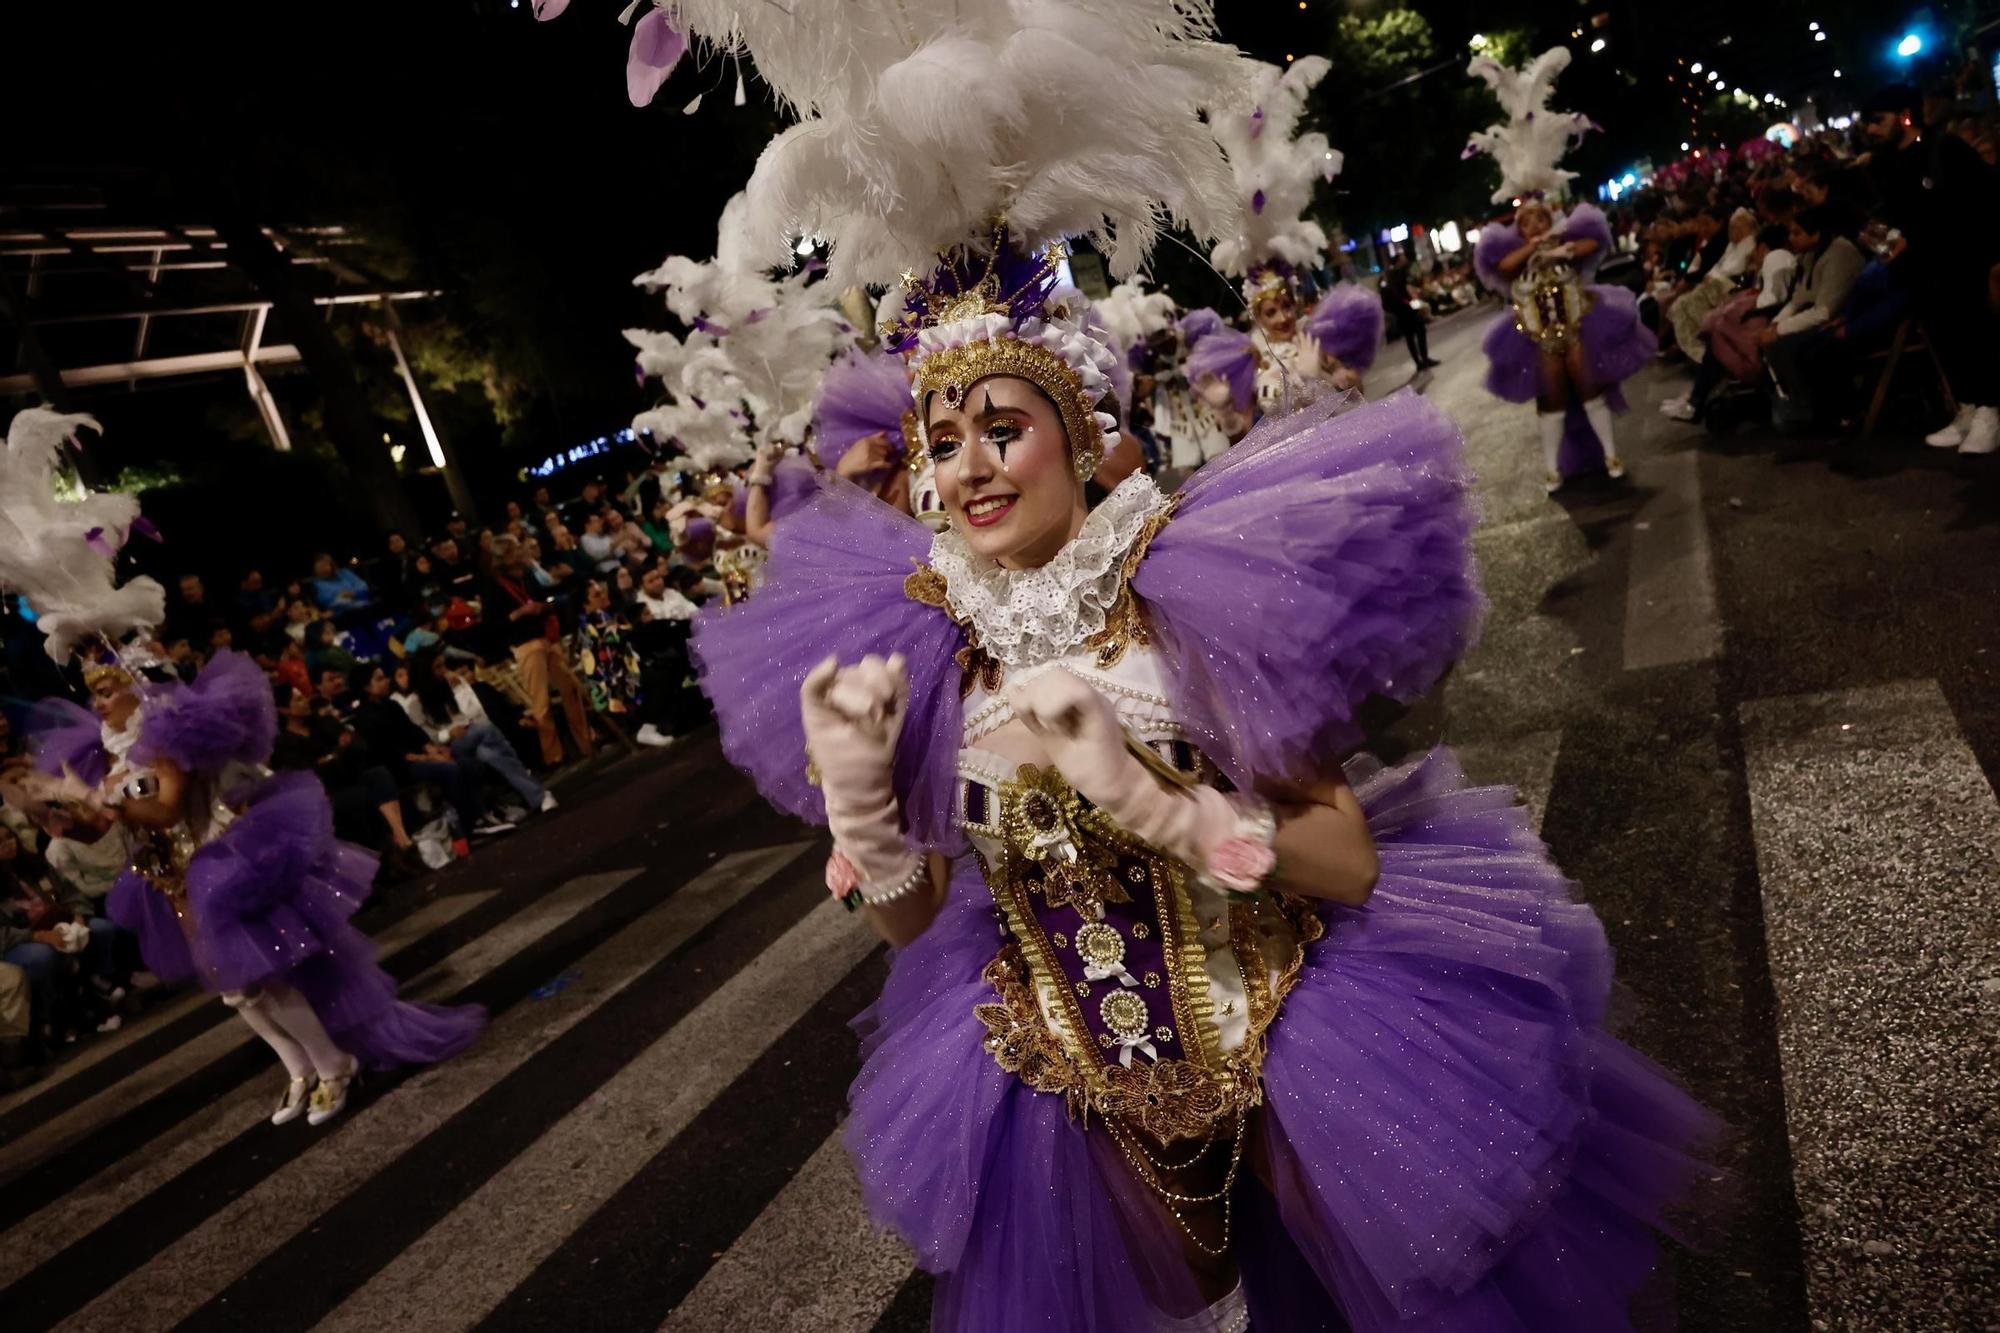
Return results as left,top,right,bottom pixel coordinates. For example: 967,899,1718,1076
1808,21,1820,31
1681,140,1691,150
1691,61,1704,73
1815,31,1827,42
1590,37,1606,53
1895,32,1923,58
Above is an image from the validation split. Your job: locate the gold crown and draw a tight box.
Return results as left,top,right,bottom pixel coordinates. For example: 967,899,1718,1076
82,662,134,691
912,339,1106,484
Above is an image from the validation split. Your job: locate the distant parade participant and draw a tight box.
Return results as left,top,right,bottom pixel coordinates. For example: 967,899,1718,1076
1465,48,1653,492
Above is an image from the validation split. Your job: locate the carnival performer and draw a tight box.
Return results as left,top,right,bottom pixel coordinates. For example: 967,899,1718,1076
5,408,482,1128
1191,57,1383,421
624,2,1718,1328
1465,48,1652,493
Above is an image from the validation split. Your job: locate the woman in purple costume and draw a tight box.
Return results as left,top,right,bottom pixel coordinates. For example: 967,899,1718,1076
694,244,1714,1328
39,652,483,1126
1475,199,1654,492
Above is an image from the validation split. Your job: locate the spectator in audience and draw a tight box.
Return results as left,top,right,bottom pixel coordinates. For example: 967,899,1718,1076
1,822,126,1041
578,512,620,574
0,958,35,1087
347,663,508,846
1662,223,1797,422
309,553,375,615
406,649,558,812
164,573,227,649
316,664,357,717
429,536,482,605
1669,208,1758,361
35,803,129,909
303,618,358,680
1861,83,2000,455
234,568,289,651
376,531,420,614
635,564,699,623
1760,205,1868,430
572,579,649,725
485,536,595,768
1381,256,1437,369
270,682,425,876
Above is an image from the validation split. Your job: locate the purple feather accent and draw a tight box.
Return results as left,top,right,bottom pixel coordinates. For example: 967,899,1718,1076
1135,389,1484,785
813,349,913,472
131,649,278,775
626,9,687,108
26,696,109,787
1249,106,1265,138
690,479,966,855
84,526,116,557
1175,307,1227,345
634,361,648,387
1251,189,1267,215
884,227,1059,355
1306,284,1386,370
1184,328,1257,414
692,316,729,336
131,515,161,541
1523,110,1535,121
1461,141,1481,160
743,307,770,325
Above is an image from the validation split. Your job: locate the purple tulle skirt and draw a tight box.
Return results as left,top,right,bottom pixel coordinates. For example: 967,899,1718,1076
107,772,484,1070
843,749,1715,1331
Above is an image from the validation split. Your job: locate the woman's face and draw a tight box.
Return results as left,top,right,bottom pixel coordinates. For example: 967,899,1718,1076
393,665,410,691
584,581,610,612
89,674,138,726
285,688,314,719
1251,290,1297,340
614,567,635,593
1517,204,1554,241
925,375,1085,570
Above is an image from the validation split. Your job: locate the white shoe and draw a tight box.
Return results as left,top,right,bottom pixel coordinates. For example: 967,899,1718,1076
1959,406,1999,455
272,1074,313,1126
1926,404,1975,448
634,723,674,748
539,791,559,813
307,1058,358,1125
1605,455,1627,480
1542,471,1563,495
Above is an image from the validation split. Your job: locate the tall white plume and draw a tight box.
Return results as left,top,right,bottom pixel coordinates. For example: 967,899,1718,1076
643,0,1251,288
1207,56,1341,278
1093,282,1179,353
0,410,166,661
1463,46,1596,205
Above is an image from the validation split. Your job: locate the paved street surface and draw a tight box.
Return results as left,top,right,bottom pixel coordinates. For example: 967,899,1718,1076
4,306,1995,1333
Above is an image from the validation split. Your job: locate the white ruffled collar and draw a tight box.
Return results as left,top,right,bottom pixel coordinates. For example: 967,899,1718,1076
929,474,1169,670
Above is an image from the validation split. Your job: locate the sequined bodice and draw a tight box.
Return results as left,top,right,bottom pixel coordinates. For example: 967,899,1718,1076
956,645,1315,1142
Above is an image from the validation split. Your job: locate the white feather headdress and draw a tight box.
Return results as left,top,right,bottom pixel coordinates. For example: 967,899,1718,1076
626,192,852,469
1462,47,1598,205
1093,282,1180,354
1207,56,1341,283
0,410,166,661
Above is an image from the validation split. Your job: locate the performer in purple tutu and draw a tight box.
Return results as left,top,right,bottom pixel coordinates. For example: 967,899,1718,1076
1465,47,1652,493
653,2,1716,1327
40,654,484,1126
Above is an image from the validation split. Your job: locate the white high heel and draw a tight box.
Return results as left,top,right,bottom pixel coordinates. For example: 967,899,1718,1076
306,1057,359,1126
271,1075,314,1126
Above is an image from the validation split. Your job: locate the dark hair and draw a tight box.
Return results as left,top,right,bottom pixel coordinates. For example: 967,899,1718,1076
346,662,381,697
1862,83,1922,123
407,648,457,726
1795,203,1858,243
1757,224,1790,251
272,682,297,708
1758,186,1800,221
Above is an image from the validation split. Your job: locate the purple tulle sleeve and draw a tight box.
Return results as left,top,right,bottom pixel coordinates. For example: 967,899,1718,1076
768,453,822,521
691,479,967,853
1134,389,1483,789
812,348,914,472
26,697,109,787
132,649,277,774
1175,307,1227,345
1559,202,1615,282
1184,328,1257,414
1473,221,1522,294
1306,284,1386,370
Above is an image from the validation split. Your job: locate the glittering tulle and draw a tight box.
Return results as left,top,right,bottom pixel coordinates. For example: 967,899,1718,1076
1308,283,1387,371
26,695,109,787
131,648,278,774
843,751,1717,1331
813,348,913,472
109,772,484,1069
690,475,967,853
1136,388,1484,789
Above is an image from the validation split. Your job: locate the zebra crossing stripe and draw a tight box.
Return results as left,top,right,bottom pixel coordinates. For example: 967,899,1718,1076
312,889,878,1333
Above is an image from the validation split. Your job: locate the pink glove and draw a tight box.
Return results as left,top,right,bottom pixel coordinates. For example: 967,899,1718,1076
1006,668,1275,894
801,653,922,902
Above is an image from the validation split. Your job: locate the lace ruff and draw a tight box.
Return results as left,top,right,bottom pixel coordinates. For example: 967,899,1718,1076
928,474,1168,670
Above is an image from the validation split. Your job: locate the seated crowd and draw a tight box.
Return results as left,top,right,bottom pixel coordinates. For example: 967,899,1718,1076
1623,83,1998,453
0,451,747,1087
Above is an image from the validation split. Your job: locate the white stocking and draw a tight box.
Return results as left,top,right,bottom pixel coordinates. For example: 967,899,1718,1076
1582,397,1618,462
261,985,354,1080
223,990,312,1082
1537,410,1565,475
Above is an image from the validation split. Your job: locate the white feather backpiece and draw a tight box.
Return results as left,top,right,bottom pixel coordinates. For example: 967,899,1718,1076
627,191,852,460
1463,47,1596,205
647,0,1250,288
1093,282,1178,353
1207,56,1340,278
0,409,166,661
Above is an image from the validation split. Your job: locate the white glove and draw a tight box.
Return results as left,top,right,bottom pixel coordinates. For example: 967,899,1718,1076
801,654,922,901
1007,668,1275,894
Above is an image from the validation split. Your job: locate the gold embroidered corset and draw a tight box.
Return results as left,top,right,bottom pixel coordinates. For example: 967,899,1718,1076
1510,253,1594,351
956,650,1320,1145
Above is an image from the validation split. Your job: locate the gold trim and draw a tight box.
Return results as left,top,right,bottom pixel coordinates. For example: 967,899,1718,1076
913,337,1106,482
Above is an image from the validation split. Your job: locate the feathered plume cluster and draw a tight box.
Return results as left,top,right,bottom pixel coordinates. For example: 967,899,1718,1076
1093,282,1179,356
0,410,165,661
625,193,852,471
1462,46,1598,205
610,0,1248,289
1208,56,1341,279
